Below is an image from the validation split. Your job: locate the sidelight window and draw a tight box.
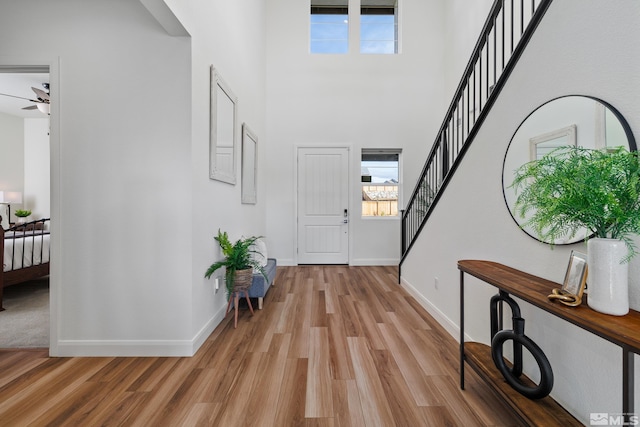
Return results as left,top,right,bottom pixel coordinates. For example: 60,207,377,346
361,149,401,217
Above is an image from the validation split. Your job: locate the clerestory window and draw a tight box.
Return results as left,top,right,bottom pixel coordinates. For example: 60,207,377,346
310,0,399,55
310,2,349,54
360,1,398,54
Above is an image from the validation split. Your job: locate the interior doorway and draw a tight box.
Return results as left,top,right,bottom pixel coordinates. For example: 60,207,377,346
0,65,51,348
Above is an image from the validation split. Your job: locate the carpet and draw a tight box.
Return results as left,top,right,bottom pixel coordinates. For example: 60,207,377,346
0,277,49,348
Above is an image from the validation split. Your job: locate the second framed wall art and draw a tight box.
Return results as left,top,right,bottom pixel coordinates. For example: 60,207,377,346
241,123,258,204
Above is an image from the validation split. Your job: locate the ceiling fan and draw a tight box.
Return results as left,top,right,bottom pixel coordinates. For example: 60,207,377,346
0,83,50,114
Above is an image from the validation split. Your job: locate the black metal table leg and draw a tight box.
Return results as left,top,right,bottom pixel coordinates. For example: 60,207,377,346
460,270,465,390
623,346,634,422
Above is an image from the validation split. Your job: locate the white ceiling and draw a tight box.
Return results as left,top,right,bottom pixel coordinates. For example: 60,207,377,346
0,73,50,118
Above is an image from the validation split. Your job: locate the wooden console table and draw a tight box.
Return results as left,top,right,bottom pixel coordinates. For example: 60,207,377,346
458,259,640,426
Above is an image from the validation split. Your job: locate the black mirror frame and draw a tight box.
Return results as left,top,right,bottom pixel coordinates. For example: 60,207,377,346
501,95,637,245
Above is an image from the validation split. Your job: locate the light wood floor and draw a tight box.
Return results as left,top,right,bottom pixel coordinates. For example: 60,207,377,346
0,265,521,426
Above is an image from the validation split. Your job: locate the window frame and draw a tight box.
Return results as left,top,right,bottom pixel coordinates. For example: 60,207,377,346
310,0,400,55
361,149,402,219
310,4,350,54
360,3,399,54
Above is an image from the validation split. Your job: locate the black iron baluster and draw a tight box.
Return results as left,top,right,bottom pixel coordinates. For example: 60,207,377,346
399,0,553,264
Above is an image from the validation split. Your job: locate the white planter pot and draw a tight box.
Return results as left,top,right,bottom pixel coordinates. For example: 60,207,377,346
587,238,629,316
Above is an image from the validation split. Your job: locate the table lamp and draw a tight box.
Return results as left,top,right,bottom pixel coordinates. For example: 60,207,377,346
0,191,23,224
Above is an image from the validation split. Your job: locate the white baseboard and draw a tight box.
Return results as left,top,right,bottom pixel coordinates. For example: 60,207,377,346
350,258,399,266
191,304,228,352
400,276,471,343
54,339,196,357
278,258,399,266
53,305,228,357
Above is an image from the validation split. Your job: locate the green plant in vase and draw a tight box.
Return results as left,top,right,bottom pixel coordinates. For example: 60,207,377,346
204,229,267,299
14,209,32,223
511,145,640,315
511,145,640,260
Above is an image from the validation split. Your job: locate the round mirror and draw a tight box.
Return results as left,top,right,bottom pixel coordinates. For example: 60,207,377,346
502,95,637,244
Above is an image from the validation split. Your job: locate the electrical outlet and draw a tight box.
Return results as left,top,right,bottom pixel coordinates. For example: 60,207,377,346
215,277,220,293
434,277,439,290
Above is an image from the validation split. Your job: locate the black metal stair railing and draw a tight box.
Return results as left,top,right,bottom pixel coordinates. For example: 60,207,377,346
400,0,553,270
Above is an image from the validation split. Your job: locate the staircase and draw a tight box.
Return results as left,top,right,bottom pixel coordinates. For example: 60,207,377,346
399,0,553,275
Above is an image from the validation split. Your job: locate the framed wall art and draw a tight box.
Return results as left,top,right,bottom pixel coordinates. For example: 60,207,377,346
210,66,238,184
241,123,258,204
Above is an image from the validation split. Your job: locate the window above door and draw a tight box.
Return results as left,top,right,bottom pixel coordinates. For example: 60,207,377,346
310,0,399,55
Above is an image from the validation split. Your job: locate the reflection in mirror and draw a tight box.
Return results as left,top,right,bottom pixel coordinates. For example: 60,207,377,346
502,95,636,244
210,66,238,184
529,124,576,161
241,123,258,204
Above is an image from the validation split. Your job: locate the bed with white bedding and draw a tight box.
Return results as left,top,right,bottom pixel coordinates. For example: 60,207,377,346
0,218,50,311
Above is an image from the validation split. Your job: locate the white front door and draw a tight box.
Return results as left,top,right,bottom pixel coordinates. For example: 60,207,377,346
297,147,349,264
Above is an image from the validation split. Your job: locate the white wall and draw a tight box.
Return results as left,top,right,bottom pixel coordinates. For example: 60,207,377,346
0,112,24,224
443,0,493,102
0,0,194,356
265,0,446,266
24,118,50,220
0,115,50,224
0,0,266,357
401,1,640,423
164,0,268,347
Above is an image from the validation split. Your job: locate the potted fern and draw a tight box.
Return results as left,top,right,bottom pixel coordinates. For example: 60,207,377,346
511,145,640,315
204,229,267,299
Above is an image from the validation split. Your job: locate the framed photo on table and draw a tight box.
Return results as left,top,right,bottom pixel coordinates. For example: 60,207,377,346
548,251,588,306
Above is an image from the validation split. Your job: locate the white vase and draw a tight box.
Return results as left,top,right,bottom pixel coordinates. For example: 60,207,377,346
587,238,629,316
